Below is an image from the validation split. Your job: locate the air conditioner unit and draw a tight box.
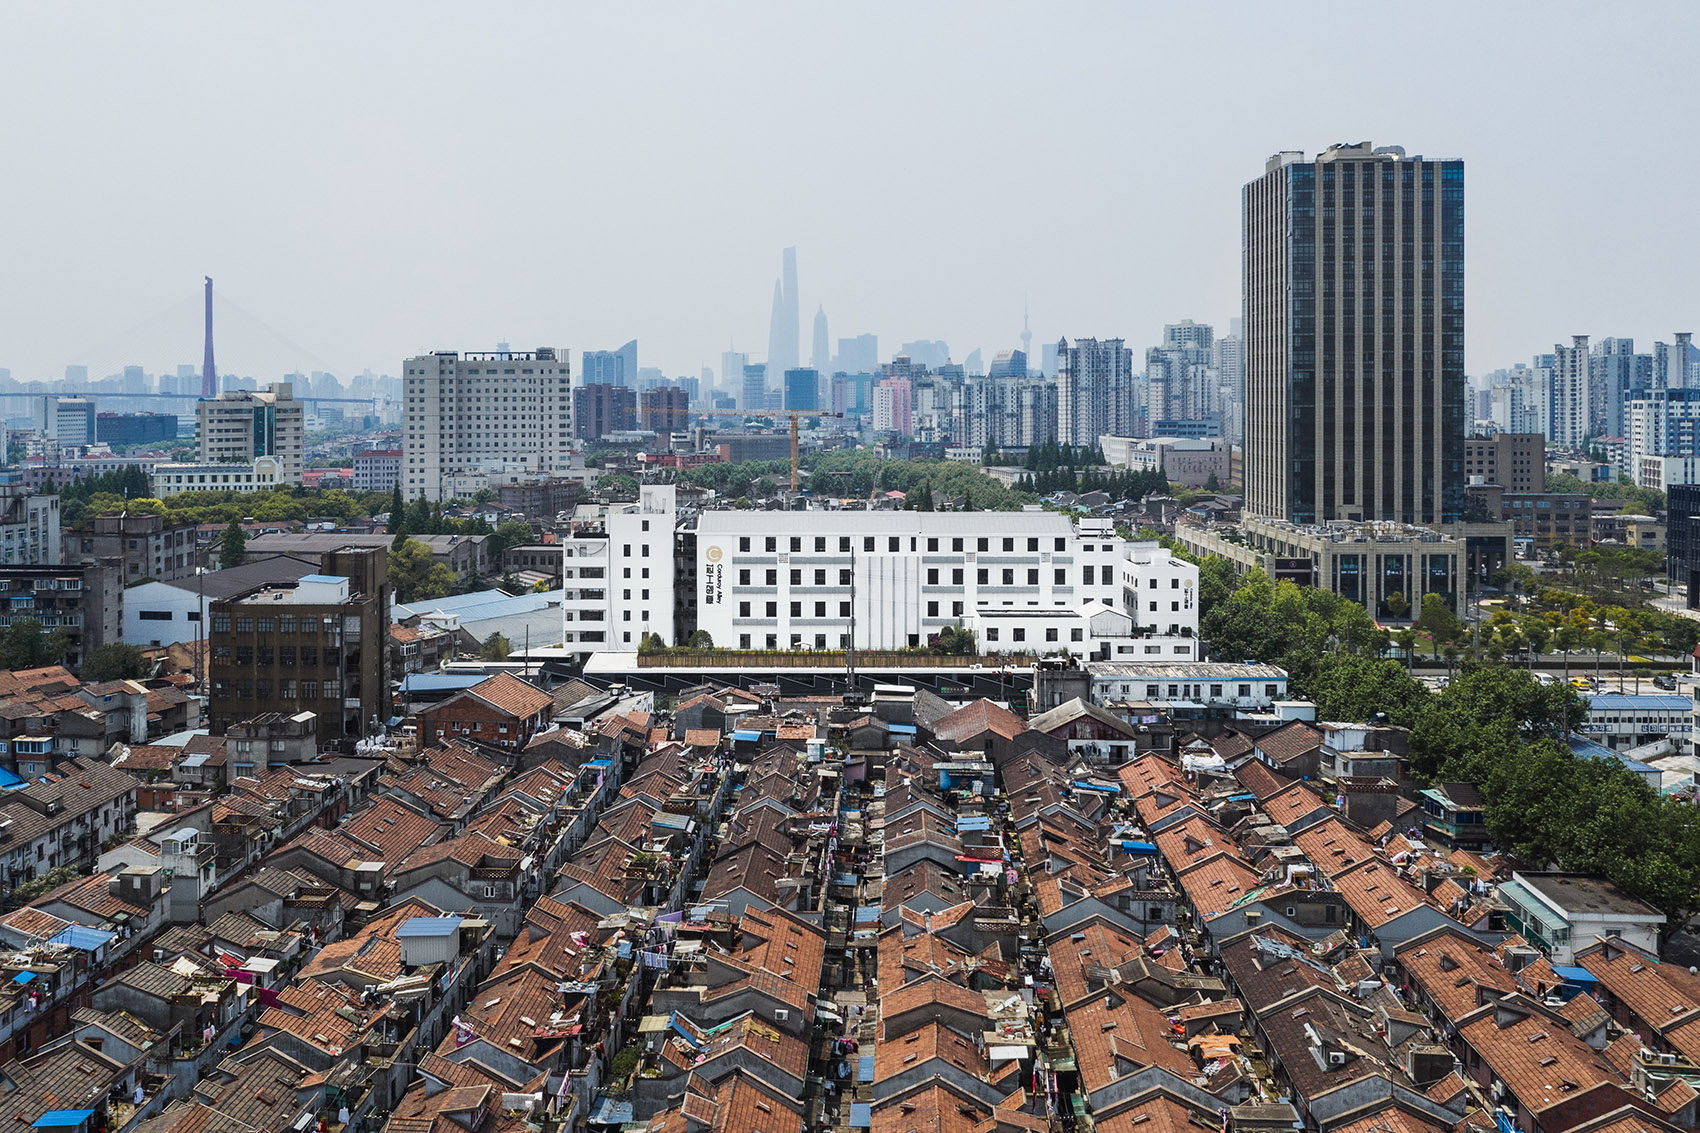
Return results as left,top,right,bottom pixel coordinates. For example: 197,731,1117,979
774,1009,789,1022
1328,1051,1347,1067
153,948,165,962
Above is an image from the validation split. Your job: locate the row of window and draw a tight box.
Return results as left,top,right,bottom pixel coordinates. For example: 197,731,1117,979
730,566,1106,588
212,614,339,635
737,534,1093,554
213,678,340,699
212,644,333,668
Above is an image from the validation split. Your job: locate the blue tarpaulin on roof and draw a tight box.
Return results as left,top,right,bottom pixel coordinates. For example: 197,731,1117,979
956,816,991,832
888,724,917,735
33,1113,95,1129
849,1102,872,1127
585,759,613,769
857,1055,875,1082
1554,965,1598,984
1072,780,1121,793
1119,840,1158,856
47,926,113,952
11,971,34,985
0,767,24,789
854,906,881,924
731,729,763,742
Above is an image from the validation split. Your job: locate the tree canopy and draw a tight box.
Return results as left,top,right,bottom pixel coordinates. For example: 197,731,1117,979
80,643,152,683
388,537,456,603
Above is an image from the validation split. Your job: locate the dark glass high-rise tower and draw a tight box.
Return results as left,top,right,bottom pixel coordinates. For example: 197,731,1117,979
1243,142,1465,526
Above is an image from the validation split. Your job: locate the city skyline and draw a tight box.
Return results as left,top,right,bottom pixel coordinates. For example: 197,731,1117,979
0,4,1695,384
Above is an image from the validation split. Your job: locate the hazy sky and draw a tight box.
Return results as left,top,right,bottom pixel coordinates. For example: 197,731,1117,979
1,2,1695,384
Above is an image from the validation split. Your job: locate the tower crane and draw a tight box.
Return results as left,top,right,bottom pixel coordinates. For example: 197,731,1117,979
688,408,845,492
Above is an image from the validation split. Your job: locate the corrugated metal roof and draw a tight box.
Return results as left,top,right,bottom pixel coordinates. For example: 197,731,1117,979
395,915,464,938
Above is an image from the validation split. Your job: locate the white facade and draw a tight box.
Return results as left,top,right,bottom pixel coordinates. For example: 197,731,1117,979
196,383,304,485
963,604,1194,663
151,457,284,497
402,349,575,500
1119,541,1201,639
605,484,677,650
1084,661,1289,711
122,577,208,648
693,510,1136,653
555,484,677,661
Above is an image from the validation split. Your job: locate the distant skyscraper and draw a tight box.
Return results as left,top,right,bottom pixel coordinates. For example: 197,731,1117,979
812,306,829,372
988,350,1027,379
201,276,217,399
574,383,637,439
835,335,877,375
963,349,984,377
1020,304,1033,370
784,368,821,413
741,363,768,412
720,350,748,397
1057,337,1135,447
1656,333,1697,391
583,340,638,387
1548,337,1592,449
872,378,913,434
766,248,800,381
1243,143,1464,526
900,340,950,371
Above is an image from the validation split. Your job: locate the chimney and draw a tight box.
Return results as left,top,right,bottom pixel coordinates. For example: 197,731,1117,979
1407,1045,1454,1087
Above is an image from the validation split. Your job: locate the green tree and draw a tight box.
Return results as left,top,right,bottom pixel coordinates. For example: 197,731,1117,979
479,632,512,661
80,643,151,682
386,486,405,534
1300,655,1429,728
388,538,456,603
488,520,537,560
686,630,714,649
219,521,247,568
0,618,70,671
1414,592,1464,646
1393,628,1418,671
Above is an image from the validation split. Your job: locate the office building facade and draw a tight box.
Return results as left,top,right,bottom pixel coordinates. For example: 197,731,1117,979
196,382,305,485
401,349,574,500
783,368,820,413
1243,142,1465,525
1462,433,1545,493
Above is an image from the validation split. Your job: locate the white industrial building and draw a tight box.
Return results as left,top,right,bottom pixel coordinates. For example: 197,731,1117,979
691,508,1196,659
401,348,575,500
557,484,677,664
1083,661,1290,712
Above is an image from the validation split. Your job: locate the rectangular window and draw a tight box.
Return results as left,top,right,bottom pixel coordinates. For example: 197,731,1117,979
739,602,751,617
926,601,939,617
739,569,751,585
1044,628,1057,642
926,538,938,551
1055,569,1066,585
789,602,801,617
1083,566,1095,585
765,537,777,552
790,536,801,552
789,569,802,585
864,537,875,552
986,628,999,642
1002,569,1015,585
1012,628,1026,642
1027,569,1038,585
814,537,826,552
765,602,777,617
235,616,254,632
814,601,826,617
926,569,939,585
739,537,751,552
977,569,988,585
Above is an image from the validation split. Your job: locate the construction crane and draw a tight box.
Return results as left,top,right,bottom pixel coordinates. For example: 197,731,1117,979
690,408,845,492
